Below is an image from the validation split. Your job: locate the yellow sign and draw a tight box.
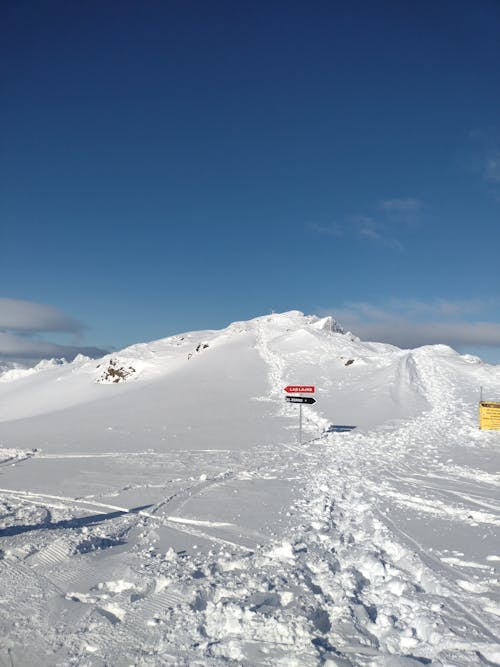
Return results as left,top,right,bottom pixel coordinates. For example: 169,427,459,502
479,401,500,430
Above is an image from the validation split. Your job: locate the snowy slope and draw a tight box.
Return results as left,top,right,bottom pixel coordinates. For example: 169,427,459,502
0,311,499,666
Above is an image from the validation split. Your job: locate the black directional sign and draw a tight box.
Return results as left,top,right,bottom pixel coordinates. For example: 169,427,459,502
285,396,316,405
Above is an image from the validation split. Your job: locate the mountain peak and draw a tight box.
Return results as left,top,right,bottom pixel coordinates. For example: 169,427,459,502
310,315,345,334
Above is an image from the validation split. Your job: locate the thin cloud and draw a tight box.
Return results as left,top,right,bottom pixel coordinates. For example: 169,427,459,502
0,297,84,333
352,216,403,250
354,216,381,240
322,298,500,351
485,153,500,183
345,320,500,349
309,197,423,249
0,297,107,363
0,332,107,361
373,297,498,319
464,128,500,192
378,198,423,228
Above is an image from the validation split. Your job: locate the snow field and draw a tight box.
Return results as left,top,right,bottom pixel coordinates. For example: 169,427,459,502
0,311,499,665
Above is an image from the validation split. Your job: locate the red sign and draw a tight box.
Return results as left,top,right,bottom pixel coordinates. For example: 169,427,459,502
284,385,315,393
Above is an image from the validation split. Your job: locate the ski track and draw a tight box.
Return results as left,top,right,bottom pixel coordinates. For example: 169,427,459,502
1,319,500,665
250,324,500,664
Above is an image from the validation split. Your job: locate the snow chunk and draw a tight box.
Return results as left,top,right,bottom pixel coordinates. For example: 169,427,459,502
97,580,135,594
264,541,295,562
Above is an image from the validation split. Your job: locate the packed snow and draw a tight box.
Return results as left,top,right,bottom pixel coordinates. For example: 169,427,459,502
0,311,499,666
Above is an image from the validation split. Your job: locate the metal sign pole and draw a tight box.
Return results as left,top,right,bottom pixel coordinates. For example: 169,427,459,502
299,403,302,445
283,386,315,446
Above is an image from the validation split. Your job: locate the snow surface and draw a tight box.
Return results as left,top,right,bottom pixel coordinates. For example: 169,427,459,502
0,310,499,666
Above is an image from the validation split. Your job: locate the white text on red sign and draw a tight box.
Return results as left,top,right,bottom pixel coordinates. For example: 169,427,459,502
284,385,315,393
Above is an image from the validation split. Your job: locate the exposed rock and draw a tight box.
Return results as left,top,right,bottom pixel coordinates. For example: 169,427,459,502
97,358,136,383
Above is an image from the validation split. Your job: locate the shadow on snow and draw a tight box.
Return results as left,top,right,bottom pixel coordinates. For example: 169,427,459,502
0,504,153,538
324,424,357,433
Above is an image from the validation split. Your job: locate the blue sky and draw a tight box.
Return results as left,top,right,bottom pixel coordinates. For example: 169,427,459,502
1,0,500,363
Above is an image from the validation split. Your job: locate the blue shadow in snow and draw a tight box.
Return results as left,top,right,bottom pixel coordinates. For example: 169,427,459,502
0,504,153,539
324,425,357,433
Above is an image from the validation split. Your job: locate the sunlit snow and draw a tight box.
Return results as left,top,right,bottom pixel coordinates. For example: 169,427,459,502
0,311,499,666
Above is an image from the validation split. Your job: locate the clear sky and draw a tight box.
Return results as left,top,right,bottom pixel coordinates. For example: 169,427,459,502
1,0,500,364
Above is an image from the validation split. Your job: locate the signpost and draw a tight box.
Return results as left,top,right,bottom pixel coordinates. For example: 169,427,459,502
284,385,315,394
284,385,316,444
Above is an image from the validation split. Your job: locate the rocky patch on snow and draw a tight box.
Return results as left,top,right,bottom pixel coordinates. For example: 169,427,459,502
187,342,209,360
96,358,136,383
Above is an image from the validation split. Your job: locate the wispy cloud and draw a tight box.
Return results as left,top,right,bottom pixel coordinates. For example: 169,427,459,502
464,128,500,193
351,215,403,250
348,297,496,320
344,320,500,349
322,298,500,353
0,297,107,362
308,197,423,250
378,198,423,228
485,153,500,183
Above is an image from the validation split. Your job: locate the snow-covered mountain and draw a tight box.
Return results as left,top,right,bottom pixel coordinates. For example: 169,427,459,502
0,359,27,377
0,311,499,666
